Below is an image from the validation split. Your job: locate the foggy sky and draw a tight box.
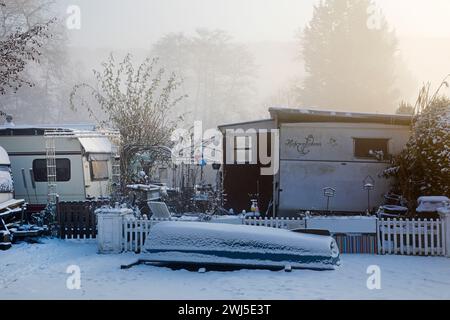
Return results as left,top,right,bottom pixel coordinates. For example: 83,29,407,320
59,0,450,112
62,0,450,48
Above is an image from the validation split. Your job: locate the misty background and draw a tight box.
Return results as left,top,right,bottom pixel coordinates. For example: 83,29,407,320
2,0,450,128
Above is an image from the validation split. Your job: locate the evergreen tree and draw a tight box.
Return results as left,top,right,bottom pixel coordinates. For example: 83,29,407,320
299,0,400,112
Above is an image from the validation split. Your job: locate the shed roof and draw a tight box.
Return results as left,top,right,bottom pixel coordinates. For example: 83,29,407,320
217,119,274,131
269,107,412,125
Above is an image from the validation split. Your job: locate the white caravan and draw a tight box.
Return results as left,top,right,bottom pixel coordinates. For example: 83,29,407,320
0,125,119,210
0,146,14,204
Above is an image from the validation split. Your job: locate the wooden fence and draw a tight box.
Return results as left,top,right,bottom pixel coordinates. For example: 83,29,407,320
378,218,445,256
57,200,109,239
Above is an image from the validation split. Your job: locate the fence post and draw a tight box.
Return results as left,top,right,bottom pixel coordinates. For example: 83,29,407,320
438,207,450,258
376,217,381,255
96,206,133,254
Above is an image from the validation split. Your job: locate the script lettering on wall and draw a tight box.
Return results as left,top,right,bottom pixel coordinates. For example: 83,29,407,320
285,134,322,156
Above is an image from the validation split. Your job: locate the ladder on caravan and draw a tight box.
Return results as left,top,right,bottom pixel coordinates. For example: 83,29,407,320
44,131,58,205
45,129,75,205
44,129,121,204
100,130,121,191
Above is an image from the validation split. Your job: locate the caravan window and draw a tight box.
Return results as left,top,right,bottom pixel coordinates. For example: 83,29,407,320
33,159,71,182
90,160,109,181
354,138,389,159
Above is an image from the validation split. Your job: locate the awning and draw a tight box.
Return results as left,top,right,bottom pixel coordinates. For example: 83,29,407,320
78,137,112,154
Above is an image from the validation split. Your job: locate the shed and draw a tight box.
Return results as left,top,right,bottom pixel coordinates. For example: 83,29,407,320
219,107,412,216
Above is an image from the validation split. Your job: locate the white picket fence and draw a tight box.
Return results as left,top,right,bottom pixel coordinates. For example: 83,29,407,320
121,216,306,252
243,217,306,230
378,218,445,256
122,217,170,252
120,216,446,256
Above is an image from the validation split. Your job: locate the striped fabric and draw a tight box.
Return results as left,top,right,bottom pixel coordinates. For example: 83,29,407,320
333,233,378,254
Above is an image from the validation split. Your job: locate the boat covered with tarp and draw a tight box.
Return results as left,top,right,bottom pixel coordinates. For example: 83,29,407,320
142,221,340,271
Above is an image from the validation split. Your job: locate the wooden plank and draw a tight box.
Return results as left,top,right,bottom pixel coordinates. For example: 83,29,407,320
76,203,82,237
441,219,446,256
66,207,72,239
430,219,435,256
376,219,381,254
84,203,90,239
0,199,25,211
424,219,428,256
139,220,143,252
134,219,138,252
418,219,422,255
91,204,97,239
393,218,397,254
127,219,131,252
58,203,65,239
406,219,410,255
122,218,126,251
386,218,391,254
399,219,404,255
437,219,442,255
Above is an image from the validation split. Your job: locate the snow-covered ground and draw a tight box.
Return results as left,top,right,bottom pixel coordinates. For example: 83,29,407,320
1,238,450,300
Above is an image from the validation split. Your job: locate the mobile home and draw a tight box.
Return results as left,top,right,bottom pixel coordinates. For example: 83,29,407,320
219,108,412,216
0,125,119,210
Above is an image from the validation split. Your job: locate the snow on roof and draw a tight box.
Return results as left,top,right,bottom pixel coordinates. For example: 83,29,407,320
217,107,413,129
218,118,274,130
0,146,10,165
269,107,412,122
0,123,96,131
78,136,112,154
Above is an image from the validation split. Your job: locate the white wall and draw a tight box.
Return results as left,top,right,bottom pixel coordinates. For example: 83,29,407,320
277,123,410,214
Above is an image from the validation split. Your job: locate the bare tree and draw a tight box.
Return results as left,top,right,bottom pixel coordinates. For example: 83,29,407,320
70,54,186,183
0,0,76,123
0,1,53,95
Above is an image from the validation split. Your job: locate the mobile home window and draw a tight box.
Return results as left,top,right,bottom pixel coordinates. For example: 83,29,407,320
354,138,389,159
90,160,109,181
33,159,71,182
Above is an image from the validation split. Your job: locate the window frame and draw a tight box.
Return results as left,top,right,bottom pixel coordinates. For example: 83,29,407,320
234,135,253,164
89,160,109,181
353,138,390,160
32,158,71,182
